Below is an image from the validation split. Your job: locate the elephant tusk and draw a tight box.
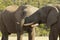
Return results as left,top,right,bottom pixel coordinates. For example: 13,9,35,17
24,22,35,26
31,23,39,27
16,22,20,24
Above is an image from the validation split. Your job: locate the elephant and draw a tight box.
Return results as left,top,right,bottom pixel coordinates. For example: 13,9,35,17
0,5,39,40
22,4,60,40
0,5,27,40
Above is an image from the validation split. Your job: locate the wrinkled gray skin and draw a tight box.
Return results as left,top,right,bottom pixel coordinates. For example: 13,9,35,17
23,5,60,40
0,5,26,40
0,5,39,40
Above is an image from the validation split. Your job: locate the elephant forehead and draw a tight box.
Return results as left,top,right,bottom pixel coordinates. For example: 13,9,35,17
24,5,39,17
5,5,18,12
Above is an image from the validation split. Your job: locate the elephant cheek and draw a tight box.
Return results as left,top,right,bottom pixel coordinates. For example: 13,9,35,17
40,17,46,23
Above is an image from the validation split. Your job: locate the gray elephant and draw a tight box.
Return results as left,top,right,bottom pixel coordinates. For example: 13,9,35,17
0,5,39,40
23,5,60,40
0,5,26,40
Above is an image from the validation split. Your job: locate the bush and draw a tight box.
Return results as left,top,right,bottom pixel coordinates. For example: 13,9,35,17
0,32,2,36
35,24,50,36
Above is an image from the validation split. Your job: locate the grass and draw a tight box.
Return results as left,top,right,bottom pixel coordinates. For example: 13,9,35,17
0,36,49,40
0,35,59,40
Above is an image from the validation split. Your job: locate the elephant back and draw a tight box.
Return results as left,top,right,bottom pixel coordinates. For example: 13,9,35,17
24,5,39,17
5,5,18,12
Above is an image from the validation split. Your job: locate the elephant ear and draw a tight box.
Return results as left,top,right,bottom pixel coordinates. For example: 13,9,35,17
47,7,59,27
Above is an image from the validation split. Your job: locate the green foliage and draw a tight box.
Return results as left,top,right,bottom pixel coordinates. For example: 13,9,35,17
0,0,59,11
35,24,50,36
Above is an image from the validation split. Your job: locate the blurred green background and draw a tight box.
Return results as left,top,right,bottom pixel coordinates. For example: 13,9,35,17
0,0,59,36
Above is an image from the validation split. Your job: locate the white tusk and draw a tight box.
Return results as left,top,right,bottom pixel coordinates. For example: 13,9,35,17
16,22,20,24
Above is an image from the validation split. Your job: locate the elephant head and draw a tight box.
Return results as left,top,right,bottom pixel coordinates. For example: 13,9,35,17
38,5,59,27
